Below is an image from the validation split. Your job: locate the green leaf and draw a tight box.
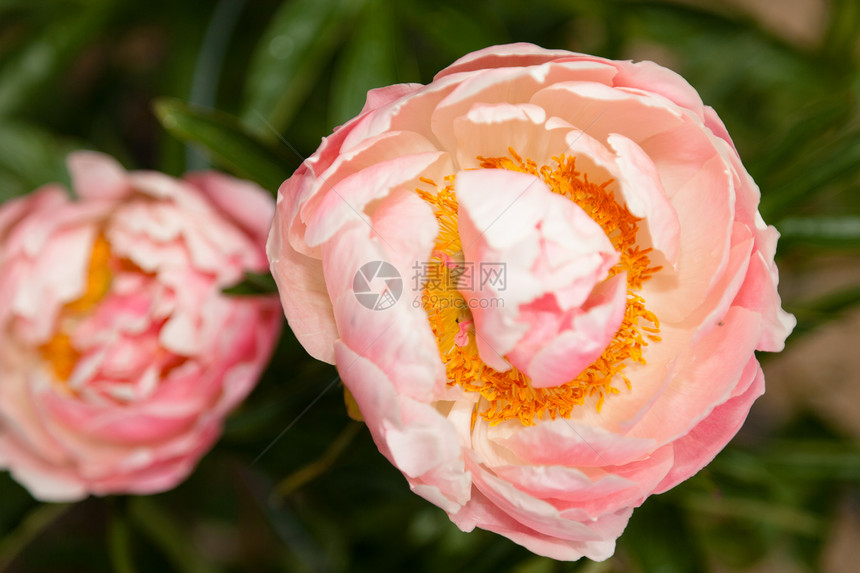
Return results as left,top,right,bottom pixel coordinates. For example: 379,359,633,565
621,499,705,573
0,120,77,201
233,466,342,572
823,0,860,64
679,494,822,536
747,97,852,190
128,496,216,573
154,98,297,193
272,422,362,502
222,271,280,296
764,440,860,481
0,503,72,571
508,556,557,573
240,0,363,137
328,0,398,127
0,2,111,117
761,128,860,220
108,512,137,573
402,1,506,62
778,216,860,248
788,284,860,335
184,0,249,171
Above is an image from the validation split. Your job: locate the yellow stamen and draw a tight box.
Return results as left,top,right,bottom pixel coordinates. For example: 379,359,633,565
40,332,79,382
416,151,662,426
65,234,112,313
41,234,113,382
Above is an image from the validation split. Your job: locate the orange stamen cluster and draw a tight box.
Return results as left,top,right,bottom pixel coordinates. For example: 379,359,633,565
416,150,662,426
40,234,113,382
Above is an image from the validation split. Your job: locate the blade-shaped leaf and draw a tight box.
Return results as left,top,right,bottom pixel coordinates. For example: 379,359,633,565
222,271,279,296
328,0,398,127
128,497,216,573
402,1,506,62
765,440,860,481
749,96,853,180
788,284,860,336
761,129,860,220
240,0,363,137
0,503,72,571
0,120,77,201
778,216,860,248
823,0,860,64
154,98,297,193
621,499,706,573
108,512,137,573
680,494,822,535
0,2,110,117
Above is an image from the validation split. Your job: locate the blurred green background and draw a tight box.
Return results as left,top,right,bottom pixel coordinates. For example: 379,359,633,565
2,0,860,571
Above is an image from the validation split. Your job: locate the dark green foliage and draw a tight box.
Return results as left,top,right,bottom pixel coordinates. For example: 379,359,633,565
1,1,859,571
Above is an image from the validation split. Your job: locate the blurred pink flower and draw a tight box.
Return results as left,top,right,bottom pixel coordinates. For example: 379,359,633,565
0,151,281,501
268,43,795,560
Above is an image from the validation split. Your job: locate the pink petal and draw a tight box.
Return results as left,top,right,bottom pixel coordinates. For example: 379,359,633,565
268,231,337,364
510,273,627,388
335,341,470,511
67,151,130,200
495,444,674,519
671,222,754,345
627,305,762,444
456,168,617,374
324,223,445,401
42,392,198,445
366,189,439,275
611,59,705,120
432,65,614,155
642,154,734,323
451,487,624,561
184,171,275,246
435,42,616,86
0,435,87,501
654,358,763,493
360,83,423,115
340,77,463,154
468,456,630,543
608,134,680,265
304,151,447,248
453,102,559,168
497,418,656,468
734,250,796,352
311,129,443,212
530,81,684,147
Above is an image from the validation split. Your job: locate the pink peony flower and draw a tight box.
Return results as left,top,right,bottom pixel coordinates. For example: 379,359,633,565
268,43,795,560
0,151,282,501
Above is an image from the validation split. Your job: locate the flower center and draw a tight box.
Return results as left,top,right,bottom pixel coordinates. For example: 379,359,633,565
416,150,662,426
40,234,112,382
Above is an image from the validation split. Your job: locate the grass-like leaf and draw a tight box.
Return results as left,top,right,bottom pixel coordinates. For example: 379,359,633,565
0,2,111,117
222,271,280,296
778,216,860,249
328,0,398,127
154,98,297,194
240,0,363,137
0,120,77,200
